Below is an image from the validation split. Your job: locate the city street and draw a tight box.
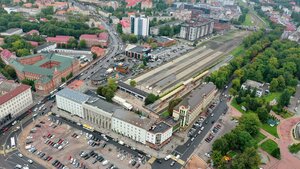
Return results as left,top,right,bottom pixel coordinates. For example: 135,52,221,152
151,101,228,169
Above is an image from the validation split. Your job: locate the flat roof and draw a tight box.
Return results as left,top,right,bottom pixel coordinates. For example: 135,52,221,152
154,36,175,43
118,81,149,97
35,42,56,51
56,88,90,104
113,109,153,130
149,121,171,133
3,28,22,34
243,79,263,89
85,90,122,114
175,82,216,110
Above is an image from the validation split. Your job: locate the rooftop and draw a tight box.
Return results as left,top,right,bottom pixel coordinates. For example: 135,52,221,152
118,81,149,97
67,80,85,91
113,109,153,130
175,82,216,110
2,28,22,34
0,80,31,105
56,87,90,104
10,53,76,78
243,79,263,89
126,45,149,53
149,121,171,133
154,36,175,43
46,35,74,43
85,90,122,114
35,42,56,51
98,32,109,41
80,34,98,40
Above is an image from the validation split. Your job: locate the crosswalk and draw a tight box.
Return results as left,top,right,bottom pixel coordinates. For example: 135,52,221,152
170,155,185,165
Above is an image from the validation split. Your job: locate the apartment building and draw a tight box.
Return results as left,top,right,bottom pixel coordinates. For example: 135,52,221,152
0,80,33,126
146,121,173,149
130,15,150,37
173,82,217,127
179,19,214,41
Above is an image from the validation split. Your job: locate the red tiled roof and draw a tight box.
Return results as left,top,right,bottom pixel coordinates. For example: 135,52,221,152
28,41,39,47
0,82,31,105
0,49,13,60
98,32,109,41
26,29,39,35
98,25,106,30
126,0,142,7
80,34,98,40
46,35,74,43
67,80,84,90
120,20,130,28
91,46,105,56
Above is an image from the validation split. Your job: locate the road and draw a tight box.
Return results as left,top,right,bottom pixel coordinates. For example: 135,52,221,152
151,99,228,169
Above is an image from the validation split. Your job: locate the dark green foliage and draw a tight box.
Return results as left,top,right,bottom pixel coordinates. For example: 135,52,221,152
144,93,159,105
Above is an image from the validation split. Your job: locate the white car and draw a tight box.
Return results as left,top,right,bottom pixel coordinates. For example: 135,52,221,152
28,159,33,164
18,153,23,158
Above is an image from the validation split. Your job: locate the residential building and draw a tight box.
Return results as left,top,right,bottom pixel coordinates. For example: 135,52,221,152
0,80,33,127
241,80,264,97
288,30,300,44
117,81,149,101
154,36,176,47
120,19,131,34
179,19,214,41
130,15,150,37
91,46,106,57
46,35,75,45
0,28,23,36
0,49,16,65
141,0,153,9
79,33,109,48
10,53,80,95
35,43,57,53
112,109,153,144
170,9,192,21
26,30,40,36
56,87,90,118
125,44,151,59
173,82,217,127
146,121,172,149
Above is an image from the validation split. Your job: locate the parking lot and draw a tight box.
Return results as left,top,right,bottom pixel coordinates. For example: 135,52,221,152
18,115,151,169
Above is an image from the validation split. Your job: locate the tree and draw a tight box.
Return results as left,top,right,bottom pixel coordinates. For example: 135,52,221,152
107,78,117,92
21,79,35,91
79,40,87,49
257,107,269,123
270,78,279,92
4,65,16,79
41,6,54,16
129,80,137,87
278,89,292,107
277,75,286,91
168,98,182,115
212,138,229,154
116,23,123,34
238,113,261,137
231,147,260,169
211,151,226,169
145,93,159,105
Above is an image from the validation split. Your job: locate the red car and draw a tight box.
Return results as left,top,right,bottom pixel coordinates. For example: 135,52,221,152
2,127,9,132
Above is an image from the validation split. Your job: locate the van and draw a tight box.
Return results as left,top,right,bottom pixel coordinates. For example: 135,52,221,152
164,155,171,161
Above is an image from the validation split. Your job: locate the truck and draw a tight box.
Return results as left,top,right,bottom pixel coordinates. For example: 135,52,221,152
112,96,133,110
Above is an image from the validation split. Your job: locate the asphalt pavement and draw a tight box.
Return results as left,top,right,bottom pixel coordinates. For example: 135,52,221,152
151,100,228,169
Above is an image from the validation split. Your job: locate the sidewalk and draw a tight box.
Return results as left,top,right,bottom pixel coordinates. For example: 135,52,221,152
51,105,180,159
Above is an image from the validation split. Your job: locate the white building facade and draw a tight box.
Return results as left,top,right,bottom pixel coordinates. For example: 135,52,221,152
130,15,150,37
56,88,90,118
0,81,33,126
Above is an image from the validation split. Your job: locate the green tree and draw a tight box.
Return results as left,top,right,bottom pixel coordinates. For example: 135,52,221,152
238,113,261,137
4,65,16,79
21,79,35,91
79,40,87,49
212,138,229,154
211,151,226,169
130,80,137,87
277,75,286,91
231,147,260,169
257,107,269,123
145,93,159,105
270,78,279,92
107,78,117,92
41,6,54,16
278,89,292,107
167,98,182,115
116,23,123,34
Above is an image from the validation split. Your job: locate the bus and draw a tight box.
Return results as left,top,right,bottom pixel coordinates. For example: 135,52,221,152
83,124,94,132
11,137,16,148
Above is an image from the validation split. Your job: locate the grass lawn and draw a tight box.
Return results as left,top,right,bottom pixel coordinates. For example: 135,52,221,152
255,132,267,145
261,123,279,138
260,139,280,159
160,111,170,118
263,92,281,103
231,99,246,113
289,143,300,153
243,14,254,26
